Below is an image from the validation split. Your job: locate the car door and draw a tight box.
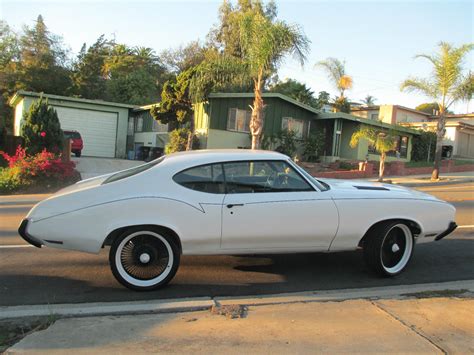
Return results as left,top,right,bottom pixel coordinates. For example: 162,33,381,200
172,163,226,252
221,160,338,251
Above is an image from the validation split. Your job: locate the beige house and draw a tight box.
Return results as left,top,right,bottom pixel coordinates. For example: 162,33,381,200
351,105,474,159
351,105,430,124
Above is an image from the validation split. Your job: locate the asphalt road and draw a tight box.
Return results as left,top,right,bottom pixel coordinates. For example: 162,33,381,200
1,183,473,307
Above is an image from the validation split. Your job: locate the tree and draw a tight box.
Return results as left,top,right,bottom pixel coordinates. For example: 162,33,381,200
207,0,277,58
401,42,474,180
269,78,317,107
196,3,309,149
21,97,63,155
415,102,454,115
315,91,330,110
150,68,196,151
71,35,111,99
350,126,397,182
16,15,71,95
333,96,350,113
103,44,167,104
316,57,353,99
160,40,207,74
0,21,20,132
361,95,376,106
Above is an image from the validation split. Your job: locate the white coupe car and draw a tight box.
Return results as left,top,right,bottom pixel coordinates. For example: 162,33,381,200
19,150,457,291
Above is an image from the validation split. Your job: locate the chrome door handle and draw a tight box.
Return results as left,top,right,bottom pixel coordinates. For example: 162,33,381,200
226,204,244,208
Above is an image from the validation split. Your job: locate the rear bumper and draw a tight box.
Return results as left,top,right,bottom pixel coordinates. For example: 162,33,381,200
435,222,458,241
18,219,43,248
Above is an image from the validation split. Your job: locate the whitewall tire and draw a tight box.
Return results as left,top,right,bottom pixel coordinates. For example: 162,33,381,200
364,221,414,277
109,228,180,291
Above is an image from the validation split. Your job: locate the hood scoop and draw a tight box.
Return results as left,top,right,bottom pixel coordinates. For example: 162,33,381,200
353,185,390,191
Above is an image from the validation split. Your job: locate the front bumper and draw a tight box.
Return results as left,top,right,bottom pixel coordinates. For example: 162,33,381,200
18,219,43,248
435,222,458,241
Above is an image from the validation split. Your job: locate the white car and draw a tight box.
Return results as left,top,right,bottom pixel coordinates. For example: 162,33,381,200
19,150,457,291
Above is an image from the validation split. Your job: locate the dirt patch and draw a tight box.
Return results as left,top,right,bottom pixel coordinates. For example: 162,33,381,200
210,304,248,319
0,316,57,352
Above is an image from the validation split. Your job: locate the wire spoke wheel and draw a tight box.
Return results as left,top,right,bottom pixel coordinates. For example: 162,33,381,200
120,235,170,280
110,229,180,291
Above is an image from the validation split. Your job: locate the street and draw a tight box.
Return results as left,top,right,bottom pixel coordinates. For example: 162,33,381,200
1,183,473,307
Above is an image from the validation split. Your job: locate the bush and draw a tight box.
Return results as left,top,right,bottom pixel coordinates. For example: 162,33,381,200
21,97,63,155
302,132,325,162
0,146,79,194
275,130,298,158
165,128,200,154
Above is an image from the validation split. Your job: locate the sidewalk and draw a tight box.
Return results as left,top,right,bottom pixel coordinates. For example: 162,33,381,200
6,295,473,354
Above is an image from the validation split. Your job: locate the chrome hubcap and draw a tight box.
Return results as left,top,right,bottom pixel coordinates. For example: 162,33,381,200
391,243,400,253
140,253,151,264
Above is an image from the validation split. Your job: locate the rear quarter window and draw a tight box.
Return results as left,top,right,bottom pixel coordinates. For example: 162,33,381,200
103,157,164,184
173,164,225,194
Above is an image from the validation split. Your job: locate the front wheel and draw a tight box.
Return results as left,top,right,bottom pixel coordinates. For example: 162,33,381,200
363,221,414,277
109,228,180,291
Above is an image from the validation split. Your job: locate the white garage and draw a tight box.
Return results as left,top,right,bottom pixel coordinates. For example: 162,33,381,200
54,107,118,158
11,91,134,159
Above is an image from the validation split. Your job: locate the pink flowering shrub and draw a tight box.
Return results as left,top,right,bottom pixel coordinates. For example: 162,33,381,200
0,146,79,193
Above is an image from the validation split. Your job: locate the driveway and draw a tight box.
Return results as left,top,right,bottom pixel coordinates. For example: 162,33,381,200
72,157,143,180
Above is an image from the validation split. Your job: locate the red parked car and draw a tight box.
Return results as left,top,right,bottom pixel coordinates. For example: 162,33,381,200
63,130,83,157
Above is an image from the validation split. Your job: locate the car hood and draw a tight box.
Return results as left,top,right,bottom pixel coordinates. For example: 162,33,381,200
319,178,441,201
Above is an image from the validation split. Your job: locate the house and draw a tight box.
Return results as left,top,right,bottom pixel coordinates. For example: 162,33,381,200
351,104,474,158
10,90,419,162
10,90,134,158
351,104,431,123
190,93,418,162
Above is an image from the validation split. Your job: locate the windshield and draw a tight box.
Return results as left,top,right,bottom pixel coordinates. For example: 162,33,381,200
291,162,330,191
103,157,165,184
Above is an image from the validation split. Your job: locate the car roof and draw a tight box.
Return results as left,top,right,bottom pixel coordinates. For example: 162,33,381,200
162,149,289,169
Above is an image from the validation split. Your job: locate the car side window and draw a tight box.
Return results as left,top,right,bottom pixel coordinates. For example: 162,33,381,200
223,160,313,194
173,164,225,194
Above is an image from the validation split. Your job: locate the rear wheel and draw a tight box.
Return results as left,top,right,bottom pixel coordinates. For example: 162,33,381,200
109,228,180,291
363,221,414,277
74,151,81,157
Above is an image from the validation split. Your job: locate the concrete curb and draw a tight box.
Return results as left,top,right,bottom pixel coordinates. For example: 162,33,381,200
1,280,472,320
0,297,214,320
393,178,474,187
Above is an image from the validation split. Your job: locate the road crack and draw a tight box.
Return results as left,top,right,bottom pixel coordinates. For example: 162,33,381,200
371,300,447,354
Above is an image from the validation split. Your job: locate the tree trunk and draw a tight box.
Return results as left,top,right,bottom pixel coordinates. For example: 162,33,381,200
186,112,195,151
431,110,446,181
378,152,385,182
250,69,264,150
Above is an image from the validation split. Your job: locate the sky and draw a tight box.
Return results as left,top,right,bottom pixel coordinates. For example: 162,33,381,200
1,0,473,112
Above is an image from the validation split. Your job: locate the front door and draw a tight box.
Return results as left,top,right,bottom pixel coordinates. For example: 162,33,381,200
221,160,338,251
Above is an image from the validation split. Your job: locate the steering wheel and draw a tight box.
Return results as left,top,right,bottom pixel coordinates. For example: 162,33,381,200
265,171,278,189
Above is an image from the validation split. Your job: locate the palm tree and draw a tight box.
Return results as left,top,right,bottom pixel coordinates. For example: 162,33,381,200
193,10,310,149
362,95,376,106
350,126,397,182
401,42,474,180
316,58,353,99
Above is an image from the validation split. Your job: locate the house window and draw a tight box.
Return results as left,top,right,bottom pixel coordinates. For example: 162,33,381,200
136,116,143,132
152,119,168,132
127,117,134,135
282,117,305,139
227,108,251,133
368,134,409,158
370,113,379,120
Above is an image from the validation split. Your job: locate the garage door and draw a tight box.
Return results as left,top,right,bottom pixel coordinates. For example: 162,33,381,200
457,132,474,158
54,107,118,158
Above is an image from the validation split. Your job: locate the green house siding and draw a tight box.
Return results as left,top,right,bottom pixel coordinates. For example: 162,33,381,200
204,96,316,136
339,121,360,160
